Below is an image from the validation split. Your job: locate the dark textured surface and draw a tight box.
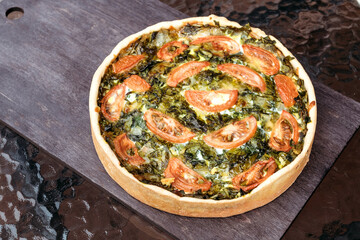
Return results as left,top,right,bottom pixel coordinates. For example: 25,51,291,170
0,124,173,239
0,126,59,239
1,0,360,239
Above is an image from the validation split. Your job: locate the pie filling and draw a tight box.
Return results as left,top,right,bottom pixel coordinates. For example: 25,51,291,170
97,23,309,200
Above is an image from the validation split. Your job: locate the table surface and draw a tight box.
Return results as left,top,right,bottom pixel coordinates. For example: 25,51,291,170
1,0,359,239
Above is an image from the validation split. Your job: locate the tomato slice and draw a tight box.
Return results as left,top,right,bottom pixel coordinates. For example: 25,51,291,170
164,157,211,193
101,84,126,122
217,63,266,92
167,61,210,87
124,75,151,92
242,44,280,75
191,36,240,54
144,109,196,143
232,158,277,192
203,116,257,149
269,110,300,152
112,55,145,74
157,41,188,62
274,74,299,107
113,133,145,166
185,90,238,112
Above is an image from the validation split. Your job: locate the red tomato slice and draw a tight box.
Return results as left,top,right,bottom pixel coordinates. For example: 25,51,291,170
101,84,126,122
112,55,145,74
113,133,145,166
274,74,299,107
144,109,196,143
269,110,300,152
191,36,240,54
164,157,212,193
185,90,238,112
203,116,257,149
232,158,277,192
217,63,266,92
242,44,280,75
124,75,151,92
157,41,189,62
167,61,210,87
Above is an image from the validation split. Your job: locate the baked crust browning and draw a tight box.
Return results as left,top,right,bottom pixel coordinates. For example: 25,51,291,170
89,15,317,217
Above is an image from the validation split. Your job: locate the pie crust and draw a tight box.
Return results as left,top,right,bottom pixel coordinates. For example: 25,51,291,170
89,15,317,217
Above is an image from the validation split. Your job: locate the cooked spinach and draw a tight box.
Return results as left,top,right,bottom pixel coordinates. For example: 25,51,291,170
97,22,310,199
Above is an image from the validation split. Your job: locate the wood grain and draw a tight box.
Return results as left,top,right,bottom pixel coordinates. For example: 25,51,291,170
0,0,359,239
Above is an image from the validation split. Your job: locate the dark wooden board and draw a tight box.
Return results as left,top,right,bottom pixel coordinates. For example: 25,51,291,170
1,0,360,239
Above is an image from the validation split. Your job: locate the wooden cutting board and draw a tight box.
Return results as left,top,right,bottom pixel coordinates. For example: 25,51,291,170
1,0,359,239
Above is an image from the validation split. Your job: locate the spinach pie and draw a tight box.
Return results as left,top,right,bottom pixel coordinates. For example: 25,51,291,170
89,15,317,217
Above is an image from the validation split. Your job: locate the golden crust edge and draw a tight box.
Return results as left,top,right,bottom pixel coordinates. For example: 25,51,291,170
89,15,317,217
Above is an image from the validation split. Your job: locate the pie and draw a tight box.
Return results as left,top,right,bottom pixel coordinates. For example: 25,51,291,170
89,15,317,217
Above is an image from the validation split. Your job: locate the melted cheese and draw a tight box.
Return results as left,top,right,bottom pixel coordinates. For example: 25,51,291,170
209,93,230,106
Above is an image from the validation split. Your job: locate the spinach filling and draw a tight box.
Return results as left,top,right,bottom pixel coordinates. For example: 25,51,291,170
97,23,309,200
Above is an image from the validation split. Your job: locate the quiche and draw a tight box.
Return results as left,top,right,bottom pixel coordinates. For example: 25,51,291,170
89,15,317,217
